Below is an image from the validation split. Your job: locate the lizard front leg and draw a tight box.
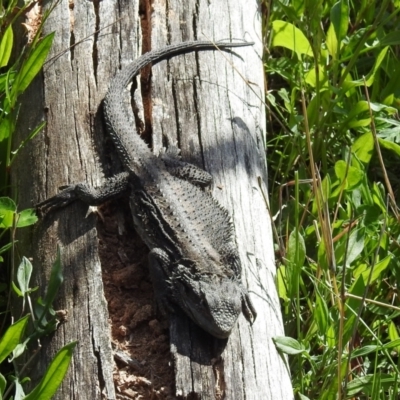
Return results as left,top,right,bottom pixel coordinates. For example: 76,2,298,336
37,171,130,214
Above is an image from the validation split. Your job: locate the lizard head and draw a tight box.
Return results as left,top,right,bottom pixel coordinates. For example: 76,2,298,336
175,274,243,339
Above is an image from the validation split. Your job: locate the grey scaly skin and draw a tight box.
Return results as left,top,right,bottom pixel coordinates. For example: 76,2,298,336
38,41,257,339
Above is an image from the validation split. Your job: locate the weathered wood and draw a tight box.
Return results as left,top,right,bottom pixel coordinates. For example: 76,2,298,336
14,0,293,398
149,1,293,398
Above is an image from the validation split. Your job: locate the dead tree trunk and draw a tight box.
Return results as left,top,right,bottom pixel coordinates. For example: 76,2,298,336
14,0,293,399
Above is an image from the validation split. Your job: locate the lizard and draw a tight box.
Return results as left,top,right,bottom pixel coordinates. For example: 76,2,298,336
37,40,257,339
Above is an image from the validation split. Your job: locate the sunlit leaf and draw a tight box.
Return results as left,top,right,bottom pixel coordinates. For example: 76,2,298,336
17,208,38,227
273,336,306,355
352,132,374,164
13,32,55,96
0,197,16,228
23,341,77,400
331,0,349,43
17,257,32,296
271,20,313,56
0,315,29,364
0,25,13,68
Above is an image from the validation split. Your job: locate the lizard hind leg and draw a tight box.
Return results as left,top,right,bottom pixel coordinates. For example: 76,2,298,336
148,248,176,315
160,142,212,187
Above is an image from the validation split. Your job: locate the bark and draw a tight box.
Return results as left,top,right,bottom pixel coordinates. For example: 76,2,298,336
14,0,293,399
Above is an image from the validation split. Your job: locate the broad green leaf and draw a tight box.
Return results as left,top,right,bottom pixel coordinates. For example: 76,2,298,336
0,26,13,68
0,315,29,363
380,31,400,47
334,160,364,190
13,32,55,96
271,20,313,57
378,137,400,157
337,228,365,266
359,255,390,284
17,257,33,296
352,132,374,164
326,23,338,57
331,0,349,43
17,209,38,228
347,118,371,128
0,373,6,395
24,341,77,400
298,394,311,400
304,67,328,89
365,46,389,87
0,197,16,228
351,345,378,358
273,336,305,355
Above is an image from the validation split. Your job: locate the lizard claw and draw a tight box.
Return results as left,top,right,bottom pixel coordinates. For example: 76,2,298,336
36,185,78,216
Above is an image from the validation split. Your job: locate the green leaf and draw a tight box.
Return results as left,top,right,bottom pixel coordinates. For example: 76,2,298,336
11,280,23,297
17,209,38,228
351,345,378,358
387,322,400,353
0,197,16,228
382,338,400,350
0,242,12,256
380,31,400,47
17,257,33,296
276,266,289,302
378,137,400,157
0,25,13,68
326,23,338,57
314,290,329,336
9,338,29,362
334,160,364,190
273,336,305,355
271,20,313,57
359,255,391,284
352,132,374,164
14,378,25,400
0,315,29,364
0,116,13,141
13,32,55,96
331,0,349,44
344,228,365,266
287,229,306,266
0,373,6,396
364,46,389,86
23,341,77,400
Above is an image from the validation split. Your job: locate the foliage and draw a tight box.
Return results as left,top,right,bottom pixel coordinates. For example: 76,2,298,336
264,0,400,398
0,1,75,399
